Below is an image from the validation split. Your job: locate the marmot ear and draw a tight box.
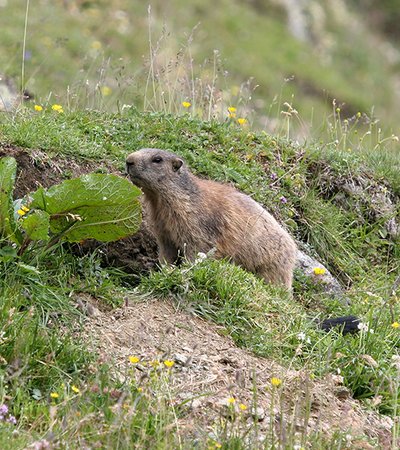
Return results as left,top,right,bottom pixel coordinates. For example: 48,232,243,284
172,158,183,172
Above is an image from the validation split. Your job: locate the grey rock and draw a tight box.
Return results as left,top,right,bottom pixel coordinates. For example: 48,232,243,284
0,75,18,111
386,217,399,239
296,250,343,295
174,353,189,366
251,406,266,421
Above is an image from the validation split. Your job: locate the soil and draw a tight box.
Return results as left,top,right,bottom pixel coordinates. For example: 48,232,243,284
1,145,396,447
0,144,101,198
79,295,394,448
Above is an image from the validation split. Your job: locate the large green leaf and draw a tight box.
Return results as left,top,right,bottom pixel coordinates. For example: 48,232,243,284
0,157,22,244
30,174,142,242
20,210,50,241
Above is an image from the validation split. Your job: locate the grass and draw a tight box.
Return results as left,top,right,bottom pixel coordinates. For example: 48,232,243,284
0,1,399,445
0,105,399,447
1,0,400,135
140,256,400,413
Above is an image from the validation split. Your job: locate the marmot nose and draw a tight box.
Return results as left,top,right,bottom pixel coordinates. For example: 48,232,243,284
125,155,135,172
126,152,137,164
125,159,135,175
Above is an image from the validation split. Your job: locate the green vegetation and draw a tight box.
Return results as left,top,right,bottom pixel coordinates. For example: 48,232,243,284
2,0,400,133
0,106,399,447
0,0,399,447
0,159,142,249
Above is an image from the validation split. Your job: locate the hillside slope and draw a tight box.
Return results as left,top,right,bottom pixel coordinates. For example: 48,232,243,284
83,296,394,448
0,108,399,448
1,0,400,135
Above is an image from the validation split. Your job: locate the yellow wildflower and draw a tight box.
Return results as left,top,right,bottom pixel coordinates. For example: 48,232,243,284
392,322,400,329
228,112,237,119
100,86,112,96
34,105,43,112
137,387,143,393
50,392,59,399
129,356,140,364
52,104,64,113
239,403,247,411
313,267,326,276
163,360,175,368
237,118,247,125
227,397,236,404
41,36,53,48
91,40,102,50
228,106,237,113
17,208,28,216
182,101,191,108
208,443,222,450
71,385,80,394
271,377,282,387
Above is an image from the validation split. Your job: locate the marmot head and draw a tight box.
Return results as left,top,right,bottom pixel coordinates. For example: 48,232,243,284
126,148,185,194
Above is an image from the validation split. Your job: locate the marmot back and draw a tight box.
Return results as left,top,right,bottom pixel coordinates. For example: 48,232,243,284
126,148,297,289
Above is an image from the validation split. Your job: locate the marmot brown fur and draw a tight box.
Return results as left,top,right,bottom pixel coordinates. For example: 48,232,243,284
126,148,297,289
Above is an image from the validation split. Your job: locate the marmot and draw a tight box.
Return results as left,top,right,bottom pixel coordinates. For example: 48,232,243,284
126,148,297,289
125,148,361,333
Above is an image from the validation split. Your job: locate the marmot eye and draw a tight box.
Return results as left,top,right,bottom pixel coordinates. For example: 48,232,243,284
152,156,163,163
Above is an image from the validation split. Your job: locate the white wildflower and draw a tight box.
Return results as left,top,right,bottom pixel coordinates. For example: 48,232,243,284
357,322,374,333
297,332,311,344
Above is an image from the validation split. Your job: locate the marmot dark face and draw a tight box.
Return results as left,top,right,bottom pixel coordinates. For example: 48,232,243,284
126,148,184,193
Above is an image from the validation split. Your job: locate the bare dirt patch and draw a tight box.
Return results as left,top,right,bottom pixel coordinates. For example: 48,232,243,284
0,144,101,198
81,295,394,448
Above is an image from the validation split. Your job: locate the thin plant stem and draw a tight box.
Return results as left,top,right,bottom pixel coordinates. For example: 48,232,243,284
21,0,31,101
207,51,217,121
144,5,157,112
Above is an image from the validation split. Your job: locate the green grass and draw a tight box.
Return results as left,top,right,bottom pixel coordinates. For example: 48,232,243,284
140,257,400,414
0,106,399,447
1,0,400,136
1,1,399,446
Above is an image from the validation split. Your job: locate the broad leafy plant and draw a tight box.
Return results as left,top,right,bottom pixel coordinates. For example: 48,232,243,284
0,156,142,259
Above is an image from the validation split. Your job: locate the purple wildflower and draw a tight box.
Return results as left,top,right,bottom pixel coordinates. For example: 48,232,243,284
0,404,8,416
270,172,278,181
280,196,288,204
7,415,17,425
